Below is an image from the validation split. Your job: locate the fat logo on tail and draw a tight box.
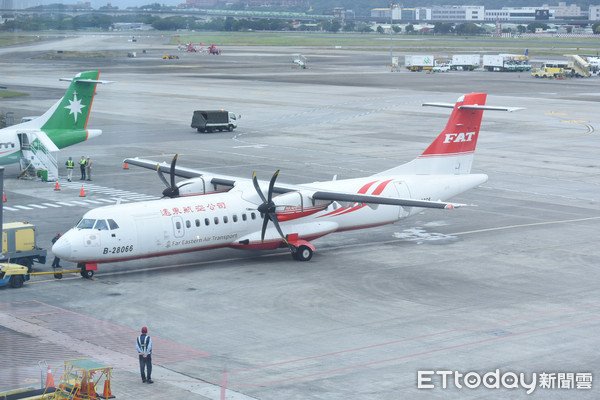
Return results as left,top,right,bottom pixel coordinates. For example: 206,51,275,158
375,93,521,177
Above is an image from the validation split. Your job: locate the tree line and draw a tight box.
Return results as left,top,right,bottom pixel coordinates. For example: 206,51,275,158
1,13,599,34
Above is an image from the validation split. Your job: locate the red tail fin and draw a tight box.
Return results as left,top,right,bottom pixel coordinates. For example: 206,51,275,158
419,93,487,158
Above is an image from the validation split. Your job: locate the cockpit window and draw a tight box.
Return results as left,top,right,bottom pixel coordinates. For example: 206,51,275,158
77,219,96,229
94,219,108,231
108,219,119,230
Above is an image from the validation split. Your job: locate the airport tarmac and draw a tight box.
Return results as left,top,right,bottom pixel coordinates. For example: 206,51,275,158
0,33,599,399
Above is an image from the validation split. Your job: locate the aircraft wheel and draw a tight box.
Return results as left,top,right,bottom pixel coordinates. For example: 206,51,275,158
9,275,24,288
79,263,94,279
80,269,94,279
294,245,313,262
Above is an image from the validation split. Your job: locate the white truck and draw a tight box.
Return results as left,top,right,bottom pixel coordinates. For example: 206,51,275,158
450,54,480,71
483,54,531,72
405,55,435,71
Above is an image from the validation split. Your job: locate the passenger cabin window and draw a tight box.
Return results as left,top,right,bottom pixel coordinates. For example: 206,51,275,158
214,217,219,225
176,221,181,229
251,212,256,220
94,219,108,231
205,218,210,226
223,216,228,224
195,219,200,227
108,219,119,230
242,214,247,221
186,220,191,228
232,215,238,223
77,219,96,229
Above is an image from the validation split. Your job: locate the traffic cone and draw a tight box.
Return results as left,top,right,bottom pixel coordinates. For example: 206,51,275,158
123,162,129,169
79,185,86,197
54,179,61,191
2,192,5,202
46,365,55,388
102,379,113,398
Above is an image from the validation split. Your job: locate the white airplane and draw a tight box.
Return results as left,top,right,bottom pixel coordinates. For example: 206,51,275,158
53,93,521,278
0,71,109,167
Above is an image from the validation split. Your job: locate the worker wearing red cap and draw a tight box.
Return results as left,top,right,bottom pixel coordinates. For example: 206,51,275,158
136,326,153,383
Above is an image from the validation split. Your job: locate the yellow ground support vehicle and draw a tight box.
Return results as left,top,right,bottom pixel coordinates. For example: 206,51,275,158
531,67,565,78
2,222,47,271
0,263,29,288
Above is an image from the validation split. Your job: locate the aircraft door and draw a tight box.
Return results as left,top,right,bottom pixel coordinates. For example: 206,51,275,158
172,216,185,238
393,181,412,218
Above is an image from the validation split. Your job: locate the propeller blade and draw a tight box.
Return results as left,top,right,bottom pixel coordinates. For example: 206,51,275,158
267,170,280,203
269,212,287,243
252,172,267,204
169,154,178,188
156,164,170,188
260,215,269,243
254,170,288,244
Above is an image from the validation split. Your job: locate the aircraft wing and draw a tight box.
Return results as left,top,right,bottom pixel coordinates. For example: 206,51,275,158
124,157,296,194
125,157,465,209
310,191,464,209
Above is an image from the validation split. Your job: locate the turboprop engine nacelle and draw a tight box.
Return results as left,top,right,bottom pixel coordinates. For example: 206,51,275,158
274,191,331,222
178,175,232,197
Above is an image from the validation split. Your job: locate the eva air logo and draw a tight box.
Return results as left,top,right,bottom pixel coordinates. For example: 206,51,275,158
64,92,86,123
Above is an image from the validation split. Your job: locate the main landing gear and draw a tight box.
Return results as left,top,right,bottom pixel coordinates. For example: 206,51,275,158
290,244,313,261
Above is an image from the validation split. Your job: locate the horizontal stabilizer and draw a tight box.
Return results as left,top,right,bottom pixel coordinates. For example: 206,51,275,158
59,78,115,84
311,191,465,209
423,102,524,112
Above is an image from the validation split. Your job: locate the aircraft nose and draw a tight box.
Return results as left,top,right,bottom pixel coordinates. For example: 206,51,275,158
52,237,72,260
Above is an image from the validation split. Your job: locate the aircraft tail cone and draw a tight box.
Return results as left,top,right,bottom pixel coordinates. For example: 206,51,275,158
79,186,86,197
54,179,60,191
46,365,55,388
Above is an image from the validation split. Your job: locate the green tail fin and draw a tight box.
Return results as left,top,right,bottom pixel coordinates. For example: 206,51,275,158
41,71,100,131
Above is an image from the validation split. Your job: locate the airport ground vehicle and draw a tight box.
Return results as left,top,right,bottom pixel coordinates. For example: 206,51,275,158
531,67,565,78
191,110,237,133
450,54,480,70
2,222,47,271
0,263,29,288
162,55,179,59
483,54,531,72
405,55,435,71
432,64,450,72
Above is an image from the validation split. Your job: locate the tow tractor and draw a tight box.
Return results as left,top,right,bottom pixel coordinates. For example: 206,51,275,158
0,263,90,288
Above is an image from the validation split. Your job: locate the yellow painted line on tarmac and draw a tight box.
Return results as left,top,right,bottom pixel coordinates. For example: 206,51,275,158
545,111,568,116
561,120,589,123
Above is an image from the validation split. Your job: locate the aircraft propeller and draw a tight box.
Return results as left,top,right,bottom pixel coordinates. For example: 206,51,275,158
252,170,287,243
157,154,191,198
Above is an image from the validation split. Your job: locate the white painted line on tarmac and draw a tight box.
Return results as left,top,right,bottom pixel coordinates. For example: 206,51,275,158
42,203,62,208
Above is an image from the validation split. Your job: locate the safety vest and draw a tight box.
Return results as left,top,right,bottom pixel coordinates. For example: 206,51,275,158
137,335,151,354
66,160,74,169
80,159,87,166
